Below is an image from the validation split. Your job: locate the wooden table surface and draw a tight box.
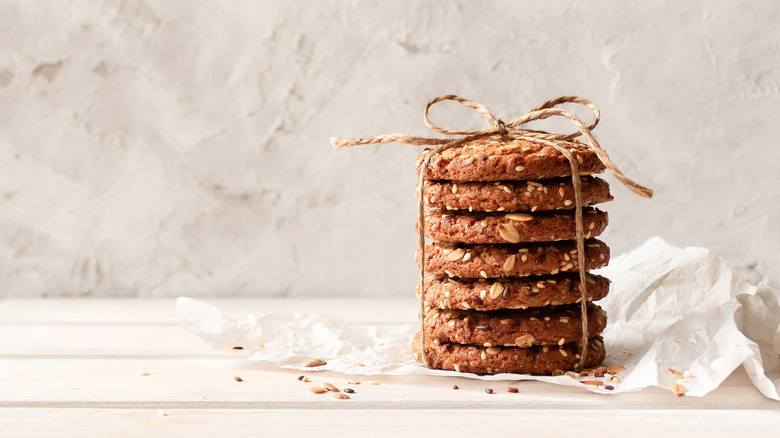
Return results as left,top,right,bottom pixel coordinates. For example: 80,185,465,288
1,298,778,437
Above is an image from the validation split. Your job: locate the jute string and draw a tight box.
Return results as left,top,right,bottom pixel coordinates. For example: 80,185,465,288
332,95,653,370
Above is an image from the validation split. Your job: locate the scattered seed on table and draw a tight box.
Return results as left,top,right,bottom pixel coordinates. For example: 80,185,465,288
297,375,305,381
324,383,339,392
485,388,494,394
304,358,327,367
234,376,243,382
368,381,380,385
232,346,243,350
507,387,519,393
343,388,355,394
310,387,327,394
348,379,361,385
334,393,350,400
604,385,614,390
452,385,459,390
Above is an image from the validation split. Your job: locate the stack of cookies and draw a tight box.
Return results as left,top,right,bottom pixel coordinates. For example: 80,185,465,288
412,138,613,375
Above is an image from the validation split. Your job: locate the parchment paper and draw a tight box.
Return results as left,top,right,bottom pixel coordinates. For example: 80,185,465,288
177,237,780,399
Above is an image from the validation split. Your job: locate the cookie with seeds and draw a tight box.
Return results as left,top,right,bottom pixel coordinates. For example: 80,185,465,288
420,176,612,213
421,239,610,279
415,138,605,182
420,273,610,311
422,208,608,244
423,304,606,348
412,333,606,375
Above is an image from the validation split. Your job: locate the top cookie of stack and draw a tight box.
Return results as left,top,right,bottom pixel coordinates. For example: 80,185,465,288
413,137,613,375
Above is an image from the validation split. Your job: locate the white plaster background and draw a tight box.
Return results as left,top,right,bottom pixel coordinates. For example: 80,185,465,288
1,0,778,297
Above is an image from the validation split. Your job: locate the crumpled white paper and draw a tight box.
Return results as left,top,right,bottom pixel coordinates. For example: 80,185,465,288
177,237,780,399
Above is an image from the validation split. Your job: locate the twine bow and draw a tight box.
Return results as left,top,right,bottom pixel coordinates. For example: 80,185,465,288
332,95,653,371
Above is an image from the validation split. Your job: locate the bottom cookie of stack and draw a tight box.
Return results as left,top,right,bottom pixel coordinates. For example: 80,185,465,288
412,333,606,375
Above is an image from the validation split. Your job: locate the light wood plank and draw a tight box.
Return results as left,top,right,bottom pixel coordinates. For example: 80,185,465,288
0,358,775,410
1,408,779,438
0,325,222,356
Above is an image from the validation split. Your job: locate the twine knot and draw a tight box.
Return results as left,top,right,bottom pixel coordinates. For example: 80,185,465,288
495,119,508,136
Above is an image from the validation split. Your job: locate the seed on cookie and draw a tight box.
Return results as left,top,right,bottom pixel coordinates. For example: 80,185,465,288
515,334,535,347
445,248,466,261
489,282,504,299
505,213,533,222
502,255,516,272
499,224,521,243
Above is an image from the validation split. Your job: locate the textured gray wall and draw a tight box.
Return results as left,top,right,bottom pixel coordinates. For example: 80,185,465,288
1,0,778,296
